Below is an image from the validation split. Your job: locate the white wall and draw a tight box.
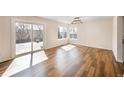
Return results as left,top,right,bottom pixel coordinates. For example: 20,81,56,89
112,16,118,61
113,16,124,63
117,16,123,62
0,17,12,62
69,18,113,50
0,16,68,62
123,17,124,61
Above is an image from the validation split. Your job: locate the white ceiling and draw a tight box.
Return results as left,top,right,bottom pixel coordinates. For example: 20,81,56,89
42,16,113,24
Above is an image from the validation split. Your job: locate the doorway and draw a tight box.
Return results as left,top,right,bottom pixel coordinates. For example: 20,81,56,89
15,22,44,55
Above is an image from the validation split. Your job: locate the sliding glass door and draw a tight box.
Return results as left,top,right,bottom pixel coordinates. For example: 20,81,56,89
16,22,44,55
33,24,43,51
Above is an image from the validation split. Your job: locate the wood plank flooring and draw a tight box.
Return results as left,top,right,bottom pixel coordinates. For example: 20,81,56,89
0,44,124,77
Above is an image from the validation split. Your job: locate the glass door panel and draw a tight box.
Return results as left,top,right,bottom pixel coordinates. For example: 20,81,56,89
33,24,43,51
16,22,32,55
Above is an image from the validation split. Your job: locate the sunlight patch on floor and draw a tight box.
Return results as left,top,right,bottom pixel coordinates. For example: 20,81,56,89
61,44,76,51
2,51,48,77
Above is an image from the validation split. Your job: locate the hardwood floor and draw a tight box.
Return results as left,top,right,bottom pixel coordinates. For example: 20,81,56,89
0,44,124,77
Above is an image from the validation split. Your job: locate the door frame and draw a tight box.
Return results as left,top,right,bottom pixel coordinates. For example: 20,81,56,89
11,17,45,57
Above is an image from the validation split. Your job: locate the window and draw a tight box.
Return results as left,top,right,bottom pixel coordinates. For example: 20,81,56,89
69,27,77,39
58,26,67,39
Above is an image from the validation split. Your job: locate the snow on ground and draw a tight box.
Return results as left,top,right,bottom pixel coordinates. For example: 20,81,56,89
16,42,43,55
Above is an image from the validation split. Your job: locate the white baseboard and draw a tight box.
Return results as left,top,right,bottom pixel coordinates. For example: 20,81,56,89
117,60,123,63
0,57,12,63
71,43,112,50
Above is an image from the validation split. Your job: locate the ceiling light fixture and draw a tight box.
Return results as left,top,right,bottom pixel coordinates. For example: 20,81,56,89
71,16,87,24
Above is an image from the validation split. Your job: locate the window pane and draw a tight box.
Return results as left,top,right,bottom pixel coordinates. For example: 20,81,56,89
58,27,62,39
69,28,77,39
58,27,67,39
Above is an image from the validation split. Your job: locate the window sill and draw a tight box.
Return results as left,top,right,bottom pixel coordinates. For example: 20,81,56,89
58,38,67,40
69,38,78,40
